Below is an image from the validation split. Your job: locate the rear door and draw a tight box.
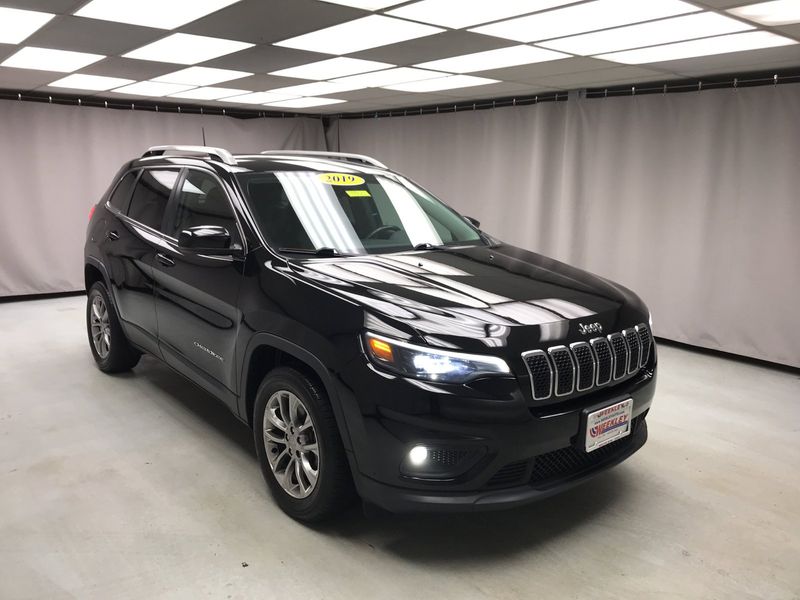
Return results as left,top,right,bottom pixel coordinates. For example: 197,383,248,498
102,167,180,353
152,167,245,408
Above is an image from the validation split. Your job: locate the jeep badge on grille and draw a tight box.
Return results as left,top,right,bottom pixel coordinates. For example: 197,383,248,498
578,322,603,335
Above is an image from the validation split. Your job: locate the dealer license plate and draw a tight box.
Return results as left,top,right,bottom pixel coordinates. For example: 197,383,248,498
585,398,633,453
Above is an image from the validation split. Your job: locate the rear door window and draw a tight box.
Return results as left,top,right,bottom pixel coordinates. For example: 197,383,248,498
108,171,138,213
127,169,180,230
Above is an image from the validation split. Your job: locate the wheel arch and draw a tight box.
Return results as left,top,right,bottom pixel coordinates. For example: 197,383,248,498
240,334,354,453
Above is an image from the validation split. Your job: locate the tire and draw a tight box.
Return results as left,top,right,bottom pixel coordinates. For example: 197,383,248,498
254,367,355,522
86,281,141,373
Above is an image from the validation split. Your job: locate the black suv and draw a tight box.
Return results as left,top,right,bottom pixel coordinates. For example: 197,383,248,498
84,145,657,521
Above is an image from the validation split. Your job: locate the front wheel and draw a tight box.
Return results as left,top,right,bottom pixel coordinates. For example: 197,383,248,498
254,367,354,521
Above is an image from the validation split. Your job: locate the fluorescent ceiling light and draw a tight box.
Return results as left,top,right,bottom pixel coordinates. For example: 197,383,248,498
124,33,253,65
266,81,363,96
75,0,241,30
0,7,54,44
541,12,753,55
728,0,800,26
416,45,568,73
219,91,299,104
383,74,499,92
332,67,446,87
388,0,577,29
275,15,443,55
152,66,251,85
111,81,197,96
470,0,700,42
270,57,393,80
597,30,797,64
264,97,346,108
0,47,104,72
167,86,251,99
48,74,134,90
317,0,402,8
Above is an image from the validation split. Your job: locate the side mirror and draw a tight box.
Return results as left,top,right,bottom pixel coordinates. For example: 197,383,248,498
178,225,233,254
464,215,481,229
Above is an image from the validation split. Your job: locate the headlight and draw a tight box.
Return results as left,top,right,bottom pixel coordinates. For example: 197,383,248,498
364,332,511,384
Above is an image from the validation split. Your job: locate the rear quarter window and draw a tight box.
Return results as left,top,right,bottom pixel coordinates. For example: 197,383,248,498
108,171,138,213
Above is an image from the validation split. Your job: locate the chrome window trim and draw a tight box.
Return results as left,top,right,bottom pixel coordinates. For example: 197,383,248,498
569,341,595,392
521,349,553,401
548,345,575,397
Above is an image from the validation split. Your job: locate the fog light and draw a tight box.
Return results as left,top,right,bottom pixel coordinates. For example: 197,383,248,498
408,445,428,466
400,445,486,480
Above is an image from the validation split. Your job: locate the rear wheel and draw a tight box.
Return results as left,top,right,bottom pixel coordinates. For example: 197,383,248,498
86,281,140,373
254,367,354,521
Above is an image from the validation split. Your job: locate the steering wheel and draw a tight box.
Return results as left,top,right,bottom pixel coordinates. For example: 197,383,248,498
366,225,401,240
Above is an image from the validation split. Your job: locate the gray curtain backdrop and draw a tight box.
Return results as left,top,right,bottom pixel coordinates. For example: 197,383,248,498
0,100,324,297
336,85,800,368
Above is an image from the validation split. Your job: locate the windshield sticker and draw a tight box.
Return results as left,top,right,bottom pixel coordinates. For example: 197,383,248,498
346,189,371,197
319,173,365,186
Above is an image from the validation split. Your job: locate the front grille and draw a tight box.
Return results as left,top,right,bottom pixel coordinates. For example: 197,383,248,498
522,322,652,402
530,415,644,488
485,460,528,488
484,415,645,490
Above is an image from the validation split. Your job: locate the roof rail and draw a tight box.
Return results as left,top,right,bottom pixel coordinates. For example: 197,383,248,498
259,150,387,169
142,145,236,166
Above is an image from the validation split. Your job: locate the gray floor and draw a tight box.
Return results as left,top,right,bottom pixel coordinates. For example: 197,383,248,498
0,296,798,600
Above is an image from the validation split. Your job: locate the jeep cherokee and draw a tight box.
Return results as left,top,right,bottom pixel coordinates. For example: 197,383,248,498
84,145,657,521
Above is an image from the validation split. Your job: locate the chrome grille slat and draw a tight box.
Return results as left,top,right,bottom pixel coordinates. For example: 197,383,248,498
636,324,652,366
570,342,595,392
523,323,652,402
608,333,627,380
548,346,575,396
521,349,553,400
590,337,613,386
623,328,641,374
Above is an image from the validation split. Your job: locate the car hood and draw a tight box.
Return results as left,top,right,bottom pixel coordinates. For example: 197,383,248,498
289,243,649,354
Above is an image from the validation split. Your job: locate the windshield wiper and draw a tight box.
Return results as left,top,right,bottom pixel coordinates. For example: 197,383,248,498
413,242,445,251
278,247,342,257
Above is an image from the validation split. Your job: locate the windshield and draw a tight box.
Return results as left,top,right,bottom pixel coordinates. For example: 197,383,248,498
236,170,483,255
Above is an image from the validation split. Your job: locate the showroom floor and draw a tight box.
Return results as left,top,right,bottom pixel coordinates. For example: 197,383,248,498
1,296,798,600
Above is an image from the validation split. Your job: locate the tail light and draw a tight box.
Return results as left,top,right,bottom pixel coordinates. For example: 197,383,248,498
88,204,96,221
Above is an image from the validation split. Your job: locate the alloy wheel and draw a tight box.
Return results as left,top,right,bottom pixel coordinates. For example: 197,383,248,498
263,390,320,498
90,294,111,359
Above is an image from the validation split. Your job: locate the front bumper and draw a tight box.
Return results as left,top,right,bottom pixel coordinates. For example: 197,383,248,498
339,356,657,513
356,419,647,513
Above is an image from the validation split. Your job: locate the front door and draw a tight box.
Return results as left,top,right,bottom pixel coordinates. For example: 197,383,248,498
152,167,245,408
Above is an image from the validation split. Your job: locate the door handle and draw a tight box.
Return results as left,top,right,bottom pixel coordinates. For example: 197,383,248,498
156,253,175,267
106,230,120,241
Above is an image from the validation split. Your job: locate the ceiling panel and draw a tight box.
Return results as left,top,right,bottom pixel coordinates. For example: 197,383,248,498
24,16,165,55
689,0,754,8
78,56,186,80
473,57,637,84
0,66,64,89
180,0,367,44
535,68,674,89
224,73,308,90
649,43,800,76
200,44,330,73
0,0,85,12
0,0,797,114
349,31,516,66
